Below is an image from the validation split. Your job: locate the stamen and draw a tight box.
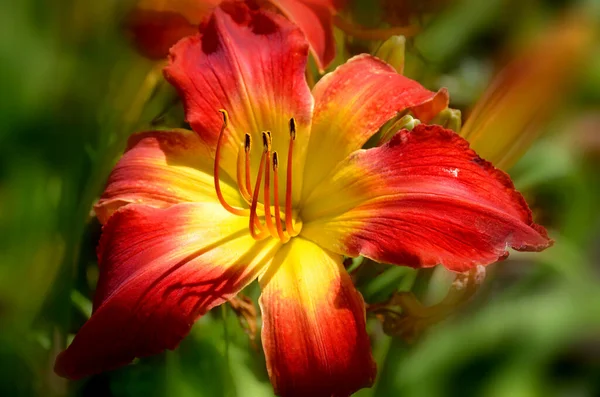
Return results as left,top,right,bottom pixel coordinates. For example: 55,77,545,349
263,132,279,239
272,152,290,243
237,134,268,218
248,133,271,240
285,118,298,236
214,110,248,216
236,142,252,204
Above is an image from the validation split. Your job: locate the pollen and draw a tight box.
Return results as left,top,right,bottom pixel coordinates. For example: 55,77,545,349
213,111,300,243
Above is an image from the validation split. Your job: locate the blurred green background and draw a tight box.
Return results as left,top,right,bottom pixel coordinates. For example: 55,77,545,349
1,0,599,396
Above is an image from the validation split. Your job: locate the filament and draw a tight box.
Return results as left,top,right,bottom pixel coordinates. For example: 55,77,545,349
272,152,290,243
262,132,279,239
285,118,298,236
236,143,252,204
244,134,253,196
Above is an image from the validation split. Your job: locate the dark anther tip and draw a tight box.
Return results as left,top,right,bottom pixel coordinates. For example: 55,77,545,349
289,118,296,139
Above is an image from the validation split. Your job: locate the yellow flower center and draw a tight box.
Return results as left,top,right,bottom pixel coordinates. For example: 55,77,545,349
213,110,301,243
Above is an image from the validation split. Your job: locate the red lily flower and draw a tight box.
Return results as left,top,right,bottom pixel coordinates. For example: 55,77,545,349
127,0,342,70
56,5,552,396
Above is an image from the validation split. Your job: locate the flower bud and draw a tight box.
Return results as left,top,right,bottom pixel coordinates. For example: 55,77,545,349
374,35,406,74
431,107,462,132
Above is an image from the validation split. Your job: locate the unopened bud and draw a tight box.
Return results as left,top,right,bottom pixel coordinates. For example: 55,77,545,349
377,114,421,146
398,115,420,131
430,108,462,132
374,35,406,74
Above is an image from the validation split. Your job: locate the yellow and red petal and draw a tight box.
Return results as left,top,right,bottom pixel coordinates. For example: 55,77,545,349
302,54,448,198
94,129,241,224
125,0,221,59
55,203,279,379
259,237,376,397
301,124,552,273
269,0,337,71
164,4,313,201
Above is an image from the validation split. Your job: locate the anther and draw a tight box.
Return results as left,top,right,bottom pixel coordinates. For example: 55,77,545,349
262,131,272,152
214,110,248,216
244,133,251,152
221,109,229,128
289,118,296,140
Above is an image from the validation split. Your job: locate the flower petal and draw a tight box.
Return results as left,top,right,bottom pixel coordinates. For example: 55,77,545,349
259,237,376,397
125,0,221,59
94,129,241,224
55,203,279,379
302,54,448,198
301,124,552,272
164,5,313,201
269,0,337,71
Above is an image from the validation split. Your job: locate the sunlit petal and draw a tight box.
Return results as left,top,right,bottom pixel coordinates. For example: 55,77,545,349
301,124,552,272
55,203,279,379
94,129,241,224
259,237,375,397
302,54,448,198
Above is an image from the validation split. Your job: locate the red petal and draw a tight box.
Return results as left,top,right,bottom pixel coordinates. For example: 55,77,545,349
55,203,278,379
301,124,552,272
164,4,313,191
94,129,241,224
303,54,448,198
270,0,337,70
259,237,375,397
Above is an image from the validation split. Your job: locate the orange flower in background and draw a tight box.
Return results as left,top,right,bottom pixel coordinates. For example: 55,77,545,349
460,14,593,170
127,0,343,70
56,4,551,396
